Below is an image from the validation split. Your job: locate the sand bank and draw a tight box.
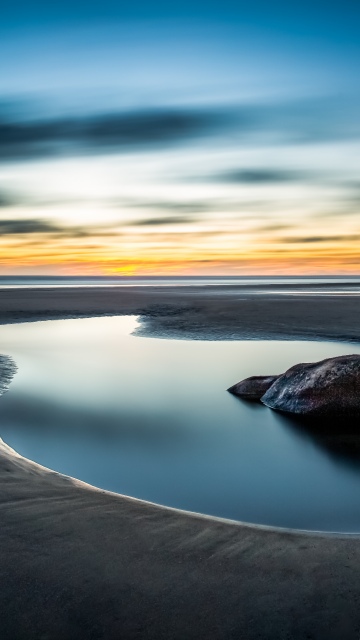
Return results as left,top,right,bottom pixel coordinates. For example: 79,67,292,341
1,285,360,638
0,282,359,341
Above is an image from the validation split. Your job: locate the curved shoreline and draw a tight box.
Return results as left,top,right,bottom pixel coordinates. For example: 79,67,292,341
1,286,360,637
2,436,360,639
2,438,360,540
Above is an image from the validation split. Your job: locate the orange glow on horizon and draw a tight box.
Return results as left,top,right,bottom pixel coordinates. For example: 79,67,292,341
0,206,358,276
0,247,359,276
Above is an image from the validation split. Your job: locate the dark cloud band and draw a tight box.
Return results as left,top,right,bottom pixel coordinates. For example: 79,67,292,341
0,108,220,161
1,95,359,163
219,169,306,184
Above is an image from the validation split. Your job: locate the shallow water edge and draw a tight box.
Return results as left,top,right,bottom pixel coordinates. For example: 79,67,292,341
1,315,360,532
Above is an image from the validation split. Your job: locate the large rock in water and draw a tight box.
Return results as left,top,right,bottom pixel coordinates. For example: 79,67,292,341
228,375,279,400
261,354,360,417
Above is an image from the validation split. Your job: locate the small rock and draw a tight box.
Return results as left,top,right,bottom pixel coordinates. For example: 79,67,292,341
228,375,279,401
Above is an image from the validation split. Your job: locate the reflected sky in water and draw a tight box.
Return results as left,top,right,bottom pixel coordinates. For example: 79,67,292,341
1,316,360,531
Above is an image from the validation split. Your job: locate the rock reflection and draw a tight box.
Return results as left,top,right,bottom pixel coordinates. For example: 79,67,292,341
275,412,360,468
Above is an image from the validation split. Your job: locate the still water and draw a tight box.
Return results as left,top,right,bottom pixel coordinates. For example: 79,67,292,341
1,315,360,532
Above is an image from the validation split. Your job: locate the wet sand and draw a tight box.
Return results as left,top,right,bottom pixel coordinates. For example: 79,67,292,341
1,285,360,639
0,282,359,341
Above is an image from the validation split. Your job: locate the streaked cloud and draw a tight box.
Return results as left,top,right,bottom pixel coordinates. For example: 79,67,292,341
1,95,360,164
255,223,294,233
0,108,222,161
218,169,306,184
0,219,63,235
278,234,360,244
131,216,196,226
123,199,215,214
0,218,117,238
0,192,19,207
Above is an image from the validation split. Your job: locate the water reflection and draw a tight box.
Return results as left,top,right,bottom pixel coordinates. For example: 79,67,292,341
276,412,360,467
0,315,360,532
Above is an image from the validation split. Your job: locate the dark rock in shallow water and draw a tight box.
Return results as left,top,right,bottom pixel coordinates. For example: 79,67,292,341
0,355,17,397
261,354,360,417
228,375,279,400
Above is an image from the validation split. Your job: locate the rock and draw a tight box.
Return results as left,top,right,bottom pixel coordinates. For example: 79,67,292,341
228,375,279,400
0,355,17,397
261,354,360,417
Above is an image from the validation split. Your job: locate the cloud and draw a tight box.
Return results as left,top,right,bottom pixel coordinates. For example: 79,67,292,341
0,108,221,161
0,191,22,207
279,234,360,243
0,218,106,238
0,219,62,235
124,199,214,213
1,94,359,165
131,215,195,226
219,169,306,184
256,223,293,232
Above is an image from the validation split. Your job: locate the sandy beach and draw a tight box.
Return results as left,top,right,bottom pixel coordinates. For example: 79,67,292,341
1,285,360,639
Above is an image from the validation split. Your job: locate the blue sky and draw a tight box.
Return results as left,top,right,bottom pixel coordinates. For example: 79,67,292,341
2,0,360,102
2,0,359,35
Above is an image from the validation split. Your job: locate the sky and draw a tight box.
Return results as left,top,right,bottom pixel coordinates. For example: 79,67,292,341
1,0,360,275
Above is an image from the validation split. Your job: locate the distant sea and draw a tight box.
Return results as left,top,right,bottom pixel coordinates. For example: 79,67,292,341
0,275,360,289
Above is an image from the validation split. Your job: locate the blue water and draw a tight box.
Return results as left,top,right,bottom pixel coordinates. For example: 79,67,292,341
1,315,360,532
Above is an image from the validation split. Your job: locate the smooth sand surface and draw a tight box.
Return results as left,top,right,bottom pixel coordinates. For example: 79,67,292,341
0,282,360,341
2,438,360,640
1,285,360,639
